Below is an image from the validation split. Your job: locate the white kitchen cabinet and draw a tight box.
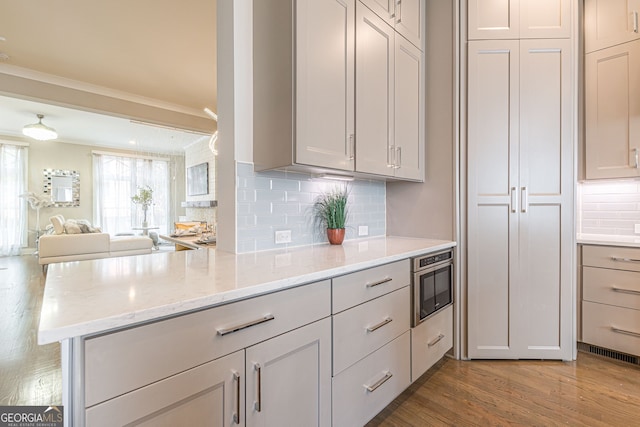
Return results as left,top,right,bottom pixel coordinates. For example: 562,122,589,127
467,0,571,40
585,0,640,53
411,304,453,381
253,0,355,172
246,318,331,427
360,0,425,49
467,38,574,360
585,39,640,179
85,350,244,427
355,2,424,180
581,245,640,358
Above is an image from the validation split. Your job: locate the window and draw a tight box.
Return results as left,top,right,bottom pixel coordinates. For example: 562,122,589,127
0,143,27,256
93,153,170,234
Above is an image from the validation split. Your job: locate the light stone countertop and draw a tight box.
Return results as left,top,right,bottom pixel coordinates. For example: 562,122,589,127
577,234,640,248
38,236,455,345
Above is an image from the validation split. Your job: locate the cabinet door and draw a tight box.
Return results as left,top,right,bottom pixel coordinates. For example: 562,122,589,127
468,0,570,40
467,40,520,359
468,0,520,40
355,3,396,177
585,0,640,53
517,39,573,360
586,40,640,179
393,35,424,181
395,0,425,49
85,350,244,427
519,0,571,39
245,318,331,427
296,0,355,171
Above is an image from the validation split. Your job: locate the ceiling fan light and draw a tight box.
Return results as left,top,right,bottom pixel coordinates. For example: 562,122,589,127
23,114,58,141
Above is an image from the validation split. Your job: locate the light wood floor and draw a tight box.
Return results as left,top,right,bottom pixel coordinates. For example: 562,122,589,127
3,255,640,426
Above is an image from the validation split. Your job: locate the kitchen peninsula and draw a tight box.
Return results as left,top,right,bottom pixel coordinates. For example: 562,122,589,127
39,236,456,426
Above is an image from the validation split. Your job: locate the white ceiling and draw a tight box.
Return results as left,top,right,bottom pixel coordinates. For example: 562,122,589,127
0,0,217,153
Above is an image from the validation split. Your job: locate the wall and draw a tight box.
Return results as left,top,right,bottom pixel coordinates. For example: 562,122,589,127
578,180,640,237
386,0,455,240
183,138,217,227
236,162,385,252
23,137,185,247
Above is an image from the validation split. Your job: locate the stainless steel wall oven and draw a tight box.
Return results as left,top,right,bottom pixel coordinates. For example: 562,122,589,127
412,249,454,326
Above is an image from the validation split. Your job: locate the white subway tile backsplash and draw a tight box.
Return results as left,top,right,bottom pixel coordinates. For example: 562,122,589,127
578,180,640,237
236,161,386,253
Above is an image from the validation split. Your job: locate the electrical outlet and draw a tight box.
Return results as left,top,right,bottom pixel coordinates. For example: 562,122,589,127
358,225,369,236
635,224,640,234
275,230,292,244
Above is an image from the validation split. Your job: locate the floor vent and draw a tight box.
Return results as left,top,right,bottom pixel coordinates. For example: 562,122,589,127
578,342,640,366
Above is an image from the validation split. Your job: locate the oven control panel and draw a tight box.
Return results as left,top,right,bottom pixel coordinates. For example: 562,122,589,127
417,250,452,269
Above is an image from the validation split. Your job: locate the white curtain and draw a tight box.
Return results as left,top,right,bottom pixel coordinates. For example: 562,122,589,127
93,153,170,234
0,143,27,256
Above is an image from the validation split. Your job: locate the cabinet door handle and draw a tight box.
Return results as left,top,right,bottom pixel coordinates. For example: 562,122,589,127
521,187,528,213
510,187,517,213
233,371,241,424
634,11,639,33
633,148,639,168
394,147,402,169
396,0,402,24
366,317,393,333
387,146,395,168
364,371,393,392
254,363,262,412
611,256,640,263
348,134,355,161
611,285,640,295
389,0,395,18
365,277,393,288
217,314,275,336
612,326,640,338
427,333,445,348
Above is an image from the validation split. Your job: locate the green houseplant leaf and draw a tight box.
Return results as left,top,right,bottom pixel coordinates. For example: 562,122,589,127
313,186,349,230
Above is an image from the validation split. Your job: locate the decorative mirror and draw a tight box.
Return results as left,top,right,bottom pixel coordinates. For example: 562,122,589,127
43,169,80,207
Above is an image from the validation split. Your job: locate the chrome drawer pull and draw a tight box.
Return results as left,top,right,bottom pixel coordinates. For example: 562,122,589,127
366,317,393,333
254,363,262,412
364,371,393,393
427,334,445,348
366,277,392,288
610,256,640,263
611,286,640,295
233,371,241,424
611,326,640,338
217,314,275,336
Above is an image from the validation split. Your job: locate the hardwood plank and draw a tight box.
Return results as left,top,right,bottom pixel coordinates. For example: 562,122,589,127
368,354,640,426
0,255,61,406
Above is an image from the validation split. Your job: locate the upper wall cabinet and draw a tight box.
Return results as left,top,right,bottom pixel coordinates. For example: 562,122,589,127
585,39,640,179
585,0,640,53
360,0,426,49
253,0,355,173
355,2,424,181
467,0,571,40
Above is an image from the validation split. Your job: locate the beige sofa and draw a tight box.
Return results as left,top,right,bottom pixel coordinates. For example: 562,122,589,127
38,233,153,265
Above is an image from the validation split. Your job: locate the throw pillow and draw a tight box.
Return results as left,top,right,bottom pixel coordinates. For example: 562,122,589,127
63,220,83,234
50,215,65,235
75,219,101,233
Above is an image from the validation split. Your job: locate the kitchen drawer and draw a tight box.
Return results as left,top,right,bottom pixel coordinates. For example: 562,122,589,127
582,245,640,272
332,259,410,313
332,331,411,427
411,304,453,382
332,286,410,375
583,301,640,357
84,280,331,407
583,266,640,310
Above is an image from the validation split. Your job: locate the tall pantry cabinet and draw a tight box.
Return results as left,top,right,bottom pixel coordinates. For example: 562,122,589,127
466,1,574,359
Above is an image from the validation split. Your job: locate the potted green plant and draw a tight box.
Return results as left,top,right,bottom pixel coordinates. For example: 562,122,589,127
131,185,153,227
313,186,348,245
